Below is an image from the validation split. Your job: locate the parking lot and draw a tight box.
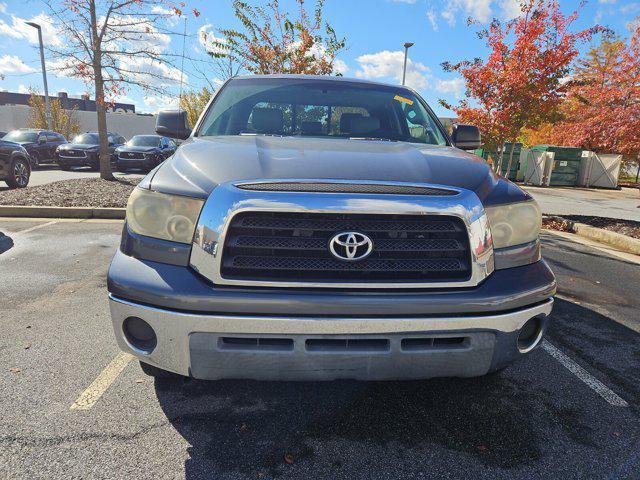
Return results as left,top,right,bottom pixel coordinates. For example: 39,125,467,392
1,218,639,479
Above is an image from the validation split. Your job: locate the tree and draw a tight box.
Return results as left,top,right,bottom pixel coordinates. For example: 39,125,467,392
441,0,602,176
43,1,194,180
547,25,640,179
27,91,80,140
210,0,346,75
180,87,213,128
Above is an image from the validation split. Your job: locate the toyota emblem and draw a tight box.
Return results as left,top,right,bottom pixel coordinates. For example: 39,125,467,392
329,231,373,261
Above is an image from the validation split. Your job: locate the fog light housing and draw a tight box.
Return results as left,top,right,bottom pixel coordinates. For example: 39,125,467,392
123,316,157,353
517,316,544,353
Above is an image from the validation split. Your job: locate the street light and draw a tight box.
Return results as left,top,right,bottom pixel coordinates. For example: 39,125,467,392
402,42,414,86
26,21,52,130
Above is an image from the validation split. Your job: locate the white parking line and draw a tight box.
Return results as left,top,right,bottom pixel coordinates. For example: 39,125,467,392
14,220,58,234
70,352,133,410
541,340,628,407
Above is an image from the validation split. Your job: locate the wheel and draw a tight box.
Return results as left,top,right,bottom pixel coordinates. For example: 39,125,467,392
139,361,183,379
117,162,127,173
5,158,30,188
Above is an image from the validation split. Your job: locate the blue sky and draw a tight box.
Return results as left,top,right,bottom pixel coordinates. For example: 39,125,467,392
0,0,638,116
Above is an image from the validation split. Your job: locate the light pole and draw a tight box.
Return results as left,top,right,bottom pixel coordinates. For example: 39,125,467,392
26,21,52,130
402,42,414,86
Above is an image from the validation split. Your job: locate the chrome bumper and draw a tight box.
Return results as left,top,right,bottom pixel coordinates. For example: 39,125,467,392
109,295,553,380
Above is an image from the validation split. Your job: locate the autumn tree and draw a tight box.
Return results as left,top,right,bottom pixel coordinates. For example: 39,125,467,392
43,1,195,179
180,87,213,127
210,0,346,75
547,25,640,179
28,91,80,140
441,0,601,176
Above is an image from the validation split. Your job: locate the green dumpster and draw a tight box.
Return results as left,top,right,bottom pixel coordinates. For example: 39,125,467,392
531,145,582,186
499,142,522,181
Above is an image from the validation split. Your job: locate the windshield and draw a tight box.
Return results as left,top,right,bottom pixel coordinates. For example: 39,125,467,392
3,131,39,143
72,134,99,144
197,78,448,145
127,135,160,147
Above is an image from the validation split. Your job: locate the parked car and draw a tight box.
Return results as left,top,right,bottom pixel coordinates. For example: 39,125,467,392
2,129,67,169
56,132,125,171
0,138,31,188
115,135,176,172
107,75,555,381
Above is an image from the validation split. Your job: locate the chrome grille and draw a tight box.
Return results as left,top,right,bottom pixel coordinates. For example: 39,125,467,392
221,212,471,283
119,151,145,160
60,150,86,158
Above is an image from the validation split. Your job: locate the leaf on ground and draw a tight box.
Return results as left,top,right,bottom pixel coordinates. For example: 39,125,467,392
284,453,294,465
9,367,21,373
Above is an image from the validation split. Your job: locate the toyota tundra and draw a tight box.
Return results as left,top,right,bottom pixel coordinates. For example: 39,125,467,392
107,75,555,381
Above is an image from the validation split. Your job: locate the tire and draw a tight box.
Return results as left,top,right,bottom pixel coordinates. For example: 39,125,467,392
139,361,183,379
117,162,127,173
5,158,30,189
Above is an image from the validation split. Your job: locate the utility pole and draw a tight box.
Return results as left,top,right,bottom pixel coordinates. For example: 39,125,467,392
402,42,414,86
26,22,52,130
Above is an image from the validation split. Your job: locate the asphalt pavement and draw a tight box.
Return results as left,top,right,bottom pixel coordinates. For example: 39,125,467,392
0,164,142,190
1,219,639,479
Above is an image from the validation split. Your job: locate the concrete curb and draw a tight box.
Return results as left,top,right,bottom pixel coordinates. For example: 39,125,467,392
0,205,125,219
544,215,640,256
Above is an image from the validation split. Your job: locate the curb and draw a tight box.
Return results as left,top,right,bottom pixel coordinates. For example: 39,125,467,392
544,215,640,256
0,206,125,219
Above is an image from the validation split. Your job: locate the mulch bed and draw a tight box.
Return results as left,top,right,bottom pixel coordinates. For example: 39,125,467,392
0,178,140,208
544,215,640,240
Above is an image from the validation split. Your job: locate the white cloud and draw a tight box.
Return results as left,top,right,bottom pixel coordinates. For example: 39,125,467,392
333,58,349,75
0,54,37,73
141,95,180,113
198,24,227,55
118,56,186,88
0,2,7,14
427,9,439,30
355,50,430,89
0,13,61,47
151,6,174,15
437,0,525,26
598,0,617,4
499,0,523,20
435,77,465,98
17,84,31,94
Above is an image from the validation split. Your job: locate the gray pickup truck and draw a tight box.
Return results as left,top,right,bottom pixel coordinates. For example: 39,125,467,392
107,75,555,381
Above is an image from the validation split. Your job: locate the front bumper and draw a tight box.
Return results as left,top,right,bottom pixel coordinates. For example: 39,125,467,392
57,156,97,167
109,292,553,381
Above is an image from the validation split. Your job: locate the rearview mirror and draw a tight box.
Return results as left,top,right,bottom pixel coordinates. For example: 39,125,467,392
156,110,192,140
451,124,481,150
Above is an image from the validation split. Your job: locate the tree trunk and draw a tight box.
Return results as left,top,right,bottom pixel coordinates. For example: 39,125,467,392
89,0,114,181
636,154,640,184
504,141,517,179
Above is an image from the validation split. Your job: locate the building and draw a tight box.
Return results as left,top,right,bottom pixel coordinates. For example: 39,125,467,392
0,90,156,139
0,90,136,114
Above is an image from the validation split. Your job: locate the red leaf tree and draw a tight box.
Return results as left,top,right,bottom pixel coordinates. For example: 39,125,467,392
442,0,602,176
550,23,640,179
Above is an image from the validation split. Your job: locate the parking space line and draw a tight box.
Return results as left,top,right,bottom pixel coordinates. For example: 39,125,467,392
14,220,59,234
70,352,133,411
541,340,628,407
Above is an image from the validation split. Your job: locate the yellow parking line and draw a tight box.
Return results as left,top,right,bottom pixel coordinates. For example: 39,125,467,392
70,352,134,411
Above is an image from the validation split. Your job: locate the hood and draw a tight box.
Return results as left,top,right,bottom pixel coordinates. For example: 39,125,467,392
148,136,530,206
117,145,159,153
60,143,99,150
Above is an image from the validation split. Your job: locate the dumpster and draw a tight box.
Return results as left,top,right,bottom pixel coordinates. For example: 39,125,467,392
499,142,522,181
578,151,622,189
521,149,555,186
531,145,582,186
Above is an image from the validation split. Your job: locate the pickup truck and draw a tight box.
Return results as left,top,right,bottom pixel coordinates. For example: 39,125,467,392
107,75,555,381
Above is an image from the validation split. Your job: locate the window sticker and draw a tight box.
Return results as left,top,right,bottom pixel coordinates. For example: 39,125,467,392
393,95,414,106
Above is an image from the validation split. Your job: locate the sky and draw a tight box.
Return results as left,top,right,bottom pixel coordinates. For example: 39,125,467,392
0,0,638,116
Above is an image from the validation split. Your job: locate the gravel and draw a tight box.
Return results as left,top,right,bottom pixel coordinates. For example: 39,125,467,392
0,178,140,208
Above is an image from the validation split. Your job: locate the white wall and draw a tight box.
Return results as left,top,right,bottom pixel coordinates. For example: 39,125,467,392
0,104,157,140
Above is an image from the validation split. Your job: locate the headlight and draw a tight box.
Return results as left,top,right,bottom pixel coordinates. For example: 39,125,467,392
126,187,204,244
485,200,541,249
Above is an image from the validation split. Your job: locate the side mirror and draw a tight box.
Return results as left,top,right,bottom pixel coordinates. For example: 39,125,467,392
451,124,481,150
156,110,192,140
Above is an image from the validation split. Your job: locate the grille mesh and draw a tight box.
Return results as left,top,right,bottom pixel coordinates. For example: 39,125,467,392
236,182,457,196
221,212,471,283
